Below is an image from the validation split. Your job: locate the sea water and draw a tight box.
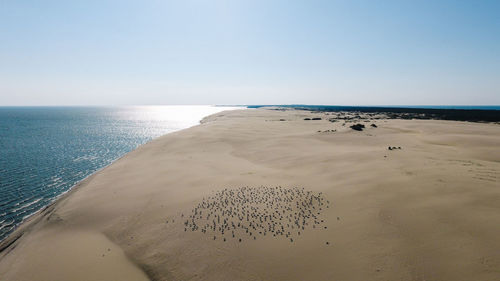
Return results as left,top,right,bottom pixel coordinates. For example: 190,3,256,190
0,105,239,241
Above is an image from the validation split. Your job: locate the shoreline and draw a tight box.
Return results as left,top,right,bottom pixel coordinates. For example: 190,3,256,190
1,108,499,281
0,152,121,252
0,108,239,252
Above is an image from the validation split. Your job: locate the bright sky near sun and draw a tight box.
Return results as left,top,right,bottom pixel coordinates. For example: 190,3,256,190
0,0,499,105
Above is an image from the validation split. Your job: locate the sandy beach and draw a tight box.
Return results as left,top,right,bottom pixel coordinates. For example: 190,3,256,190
1,108,499,281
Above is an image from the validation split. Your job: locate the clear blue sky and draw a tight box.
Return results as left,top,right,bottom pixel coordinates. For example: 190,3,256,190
1,0,499,105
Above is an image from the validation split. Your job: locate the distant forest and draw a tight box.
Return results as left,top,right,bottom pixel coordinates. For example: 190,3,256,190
247,105,500,123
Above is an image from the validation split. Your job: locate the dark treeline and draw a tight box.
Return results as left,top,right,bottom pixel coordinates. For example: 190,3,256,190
247,105,500,123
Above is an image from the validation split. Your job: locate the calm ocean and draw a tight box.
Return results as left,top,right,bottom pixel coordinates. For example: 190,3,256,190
0,105,238,241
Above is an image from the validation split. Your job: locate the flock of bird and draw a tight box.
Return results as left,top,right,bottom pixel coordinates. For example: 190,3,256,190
176,186,330,243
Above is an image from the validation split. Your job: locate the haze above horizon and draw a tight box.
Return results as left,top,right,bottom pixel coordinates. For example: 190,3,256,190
1,0,499,106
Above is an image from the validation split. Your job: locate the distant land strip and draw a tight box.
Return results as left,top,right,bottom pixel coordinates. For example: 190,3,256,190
247,105,500,123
